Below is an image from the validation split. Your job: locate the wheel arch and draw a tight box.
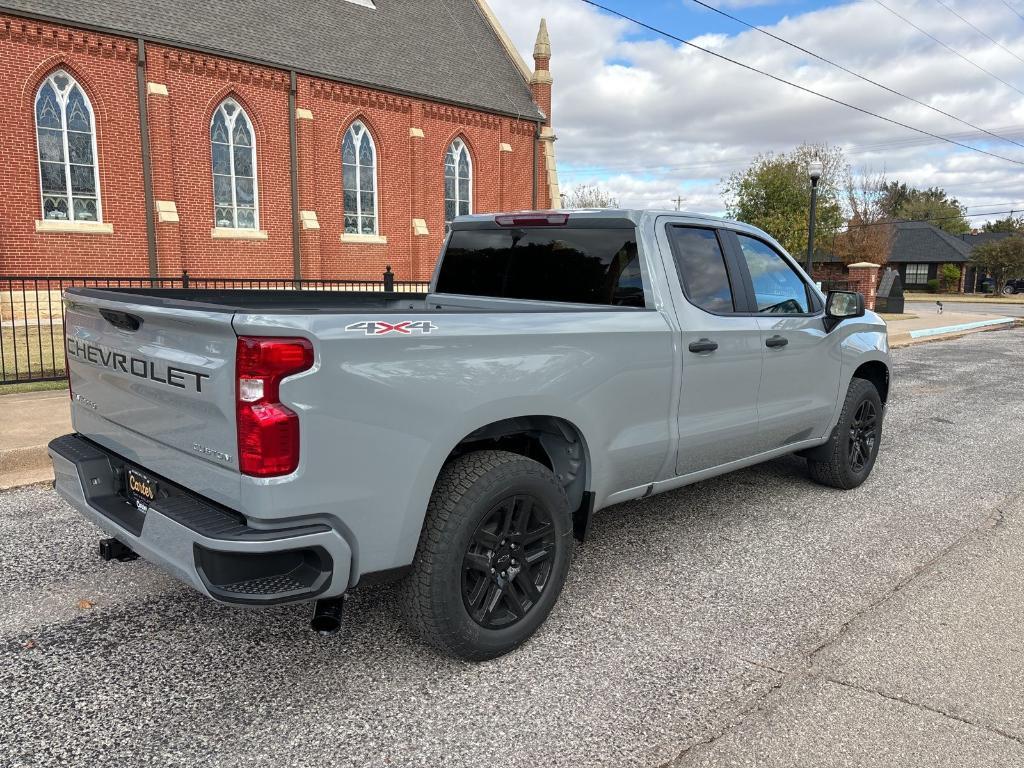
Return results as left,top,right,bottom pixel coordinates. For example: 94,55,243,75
446,415,591,518
852,359,890,405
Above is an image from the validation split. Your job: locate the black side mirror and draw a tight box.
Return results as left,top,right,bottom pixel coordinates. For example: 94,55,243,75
824,290,865,332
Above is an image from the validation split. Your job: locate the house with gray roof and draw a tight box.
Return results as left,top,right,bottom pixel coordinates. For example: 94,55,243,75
815,221,974,292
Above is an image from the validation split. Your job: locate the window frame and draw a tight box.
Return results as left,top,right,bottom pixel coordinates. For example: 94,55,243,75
665,224,752,316
341,120,379,235
444,138,473,225
210,97,259,230
34,70,103,224
720,229,823,317
904,263,929,285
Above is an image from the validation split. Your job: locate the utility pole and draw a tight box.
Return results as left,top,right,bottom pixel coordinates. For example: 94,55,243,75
674,196,685,211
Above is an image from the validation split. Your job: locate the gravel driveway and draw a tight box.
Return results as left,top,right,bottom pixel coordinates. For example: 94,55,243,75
3,329,1022,767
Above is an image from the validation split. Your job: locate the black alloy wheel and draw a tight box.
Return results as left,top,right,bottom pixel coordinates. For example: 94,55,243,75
848,399,878,473
461,494,556,629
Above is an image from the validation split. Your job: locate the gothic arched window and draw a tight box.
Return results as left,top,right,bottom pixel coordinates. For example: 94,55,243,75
35,70,102,222
211,98,258,229
342,121,378,234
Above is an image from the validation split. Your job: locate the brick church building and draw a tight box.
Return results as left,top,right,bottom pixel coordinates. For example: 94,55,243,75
0,0,559,281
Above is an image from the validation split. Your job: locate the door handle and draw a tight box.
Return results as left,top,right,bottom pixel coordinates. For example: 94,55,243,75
765,335,789,348
688,338,718,353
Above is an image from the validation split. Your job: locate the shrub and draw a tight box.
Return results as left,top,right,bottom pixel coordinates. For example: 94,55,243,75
926,278,940,293
938,264,960,292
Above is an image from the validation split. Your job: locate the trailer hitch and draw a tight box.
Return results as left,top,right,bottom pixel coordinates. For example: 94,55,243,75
99,538,139,562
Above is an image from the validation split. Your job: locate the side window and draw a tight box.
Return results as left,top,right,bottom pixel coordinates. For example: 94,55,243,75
736,235,810,314
668,226,734,313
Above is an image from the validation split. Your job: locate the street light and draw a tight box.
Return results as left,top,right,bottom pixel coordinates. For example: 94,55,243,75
806,160,824,277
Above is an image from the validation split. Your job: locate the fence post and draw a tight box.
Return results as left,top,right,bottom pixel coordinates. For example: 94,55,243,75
383,265,394,292
181,269,190,289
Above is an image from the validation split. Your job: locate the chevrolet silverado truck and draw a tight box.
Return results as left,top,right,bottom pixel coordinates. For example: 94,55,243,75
49,210,889,660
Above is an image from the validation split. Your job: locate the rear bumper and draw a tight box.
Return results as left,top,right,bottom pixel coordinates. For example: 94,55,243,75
48,434,351,605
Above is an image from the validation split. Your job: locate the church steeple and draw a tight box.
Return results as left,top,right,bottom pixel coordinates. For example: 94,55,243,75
530,18,553,123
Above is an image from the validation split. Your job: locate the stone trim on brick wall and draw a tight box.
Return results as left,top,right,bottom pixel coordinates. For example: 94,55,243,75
35,220,114,234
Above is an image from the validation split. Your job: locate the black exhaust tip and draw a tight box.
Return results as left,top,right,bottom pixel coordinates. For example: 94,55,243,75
311,596,346,635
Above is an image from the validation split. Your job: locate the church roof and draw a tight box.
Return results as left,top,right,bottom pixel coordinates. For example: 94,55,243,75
2,0,544,120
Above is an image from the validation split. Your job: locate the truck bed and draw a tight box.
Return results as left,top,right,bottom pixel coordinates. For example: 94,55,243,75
66,287,646,314
67,287,430,313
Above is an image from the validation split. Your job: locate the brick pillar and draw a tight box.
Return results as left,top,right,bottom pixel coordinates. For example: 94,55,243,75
847,262,881,311
409,106,430,281
295,102,321,279
498,121,512,211
143,53,182,277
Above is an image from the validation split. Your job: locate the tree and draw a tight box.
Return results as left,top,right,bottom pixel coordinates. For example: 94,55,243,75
971,236,1024,292
982,214,1024,234
833,168,893,266
722,143,845,257
562,183,618,209
879,182,969,235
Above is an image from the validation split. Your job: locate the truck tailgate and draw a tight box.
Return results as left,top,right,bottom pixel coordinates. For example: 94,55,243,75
64,291,239,473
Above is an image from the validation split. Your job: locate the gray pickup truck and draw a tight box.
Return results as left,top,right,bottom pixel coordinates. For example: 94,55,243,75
50,209,889,660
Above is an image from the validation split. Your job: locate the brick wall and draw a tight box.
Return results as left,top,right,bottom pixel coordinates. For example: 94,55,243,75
0,17,149,275
0,13,544,281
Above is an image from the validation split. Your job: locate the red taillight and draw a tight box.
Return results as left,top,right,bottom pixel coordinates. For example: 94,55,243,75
235,336,314,477
494,213,569,227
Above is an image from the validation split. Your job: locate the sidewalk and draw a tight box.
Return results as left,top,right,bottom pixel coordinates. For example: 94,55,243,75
679,493,1024,767
884,309,1019,347
0,389,70,489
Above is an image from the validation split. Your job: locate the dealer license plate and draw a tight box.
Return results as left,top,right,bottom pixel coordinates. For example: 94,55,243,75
126,468,158,511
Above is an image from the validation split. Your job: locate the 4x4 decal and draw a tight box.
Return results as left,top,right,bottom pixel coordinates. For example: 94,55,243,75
344,320,438,335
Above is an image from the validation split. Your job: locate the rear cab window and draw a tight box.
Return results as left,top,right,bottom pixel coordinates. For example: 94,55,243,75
666,226,736,314
436,226,646,307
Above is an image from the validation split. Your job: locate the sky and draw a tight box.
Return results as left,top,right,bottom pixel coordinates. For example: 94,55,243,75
488,0,1024,225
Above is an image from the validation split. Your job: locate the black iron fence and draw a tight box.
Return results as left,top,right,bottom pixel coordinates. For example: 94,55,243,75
1,269,429,385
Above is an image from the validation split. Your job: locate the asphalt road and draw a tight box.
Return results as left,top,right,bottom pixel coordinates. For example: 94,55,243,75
905,300,1024,318
3,329,1023,767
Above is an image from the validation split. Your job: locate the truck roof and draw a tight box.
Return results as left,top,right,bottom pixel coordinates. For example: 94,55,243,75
453,209,729,224
451,209,773,240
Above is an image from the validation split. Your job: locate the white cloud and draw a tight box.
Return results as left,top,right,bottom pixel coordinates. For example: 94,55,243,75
488,0,1024,224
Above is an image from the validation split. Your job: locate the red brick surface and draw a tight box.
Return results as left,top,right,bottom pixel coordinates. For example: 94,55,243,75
0,14,546,281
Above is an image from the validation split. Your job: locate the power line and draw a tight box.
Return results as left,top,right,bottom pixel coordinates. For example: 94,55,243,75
558,122,1024,180
871,0,1024,97
558,123,1024,179
931,0,1024,66
687,0,1024,151
1000,0,1024,23
578,0,1024,166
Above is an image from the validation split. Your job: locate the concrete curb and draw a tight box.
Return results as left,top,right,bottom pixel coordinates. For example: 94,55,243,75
890,318,1022,348
0,445,54,491
907,316,1017,339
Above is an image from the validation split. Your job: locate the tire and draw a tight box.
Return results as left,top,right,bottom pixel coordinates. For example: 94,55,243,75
807,378,883,490
400,450,573,661
1003,284,1016,295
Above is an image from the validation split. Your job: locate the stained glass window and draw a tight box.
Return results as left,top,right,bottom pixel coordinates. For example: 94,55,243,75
211,98,258,229
35,71,101,222
342,121,378,235
445,138,472,225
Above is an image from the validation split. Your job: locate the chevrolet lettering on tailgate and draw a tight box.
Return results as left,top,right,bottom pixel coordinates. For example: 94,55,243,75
66,338,210,393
